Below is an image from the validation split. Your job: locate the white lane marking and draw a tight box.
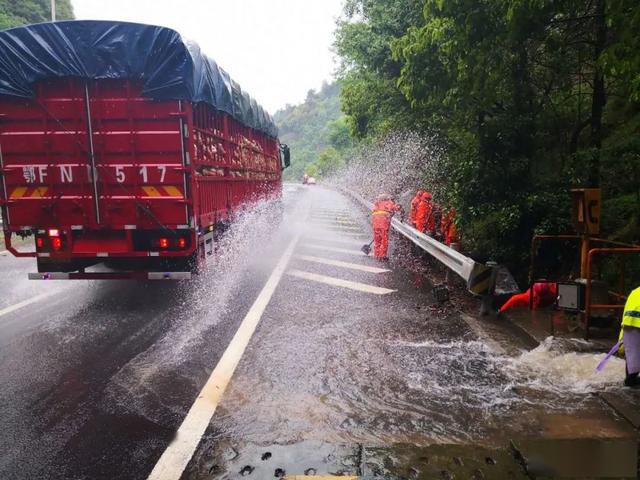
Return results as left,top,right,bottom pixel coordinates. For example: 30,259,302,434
317,218,355,222
288,269,396,295
311,220,360,230
0,250,8,256
301,243,366,256
294,254,390,274
0,290,58,319
315,224,362,231
146,235,300,480
310,213,352,217
303,236,365,246
306,229,369,239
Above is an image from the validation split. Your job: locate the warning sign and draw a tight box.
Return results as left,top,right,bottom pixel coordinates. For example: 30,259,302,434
571,188,601,235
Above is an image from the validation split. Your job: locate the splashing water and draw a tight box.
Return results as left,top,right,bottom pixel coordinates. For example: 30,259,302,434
506,336,625,395
104,194,310,419
329,131,449,206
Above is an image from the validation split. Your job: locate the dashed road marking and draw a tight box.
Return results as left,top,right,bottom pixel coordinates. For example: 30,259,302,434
146,235,300,480
285,477,358,480
303,236,365,246
311,222,360,229
288,269,396,295
310,217,356,223
294,254,390,273
317,225,362,231
306,229,369,239
0,291,59,320
301,243,366,256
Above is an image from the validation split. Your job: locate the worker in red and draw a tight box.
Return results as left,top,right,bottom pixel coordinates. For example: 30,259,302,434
499,282,558,313
371,193,401,260
409,190,424,228
414,192,433,233
441,207,459,246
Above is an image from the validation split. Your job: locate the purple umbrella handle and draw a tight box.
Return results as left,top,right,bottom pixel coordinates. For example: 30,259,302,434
596,340,623,372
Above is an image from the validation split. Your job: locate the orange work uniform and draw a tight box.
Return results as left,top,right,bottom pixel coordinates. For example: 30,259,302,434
372,198,400,259
409,190,424,227
441,208,459,245
414,192,432,233
499,282,557,313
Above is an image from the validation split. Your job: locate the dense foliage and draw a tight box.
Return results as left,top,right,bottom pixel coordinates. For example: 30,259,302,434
0,0,74,30
274,82,353,181
335,0,640,272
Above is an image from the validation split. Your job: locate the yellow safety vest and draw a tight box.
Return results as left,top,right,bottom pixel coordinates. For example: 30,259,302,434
622,287,640,329
618,287,640,355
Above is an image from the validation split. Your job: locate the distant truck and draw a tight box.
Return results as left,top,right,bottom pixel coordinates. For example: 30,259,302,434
0,21,290,280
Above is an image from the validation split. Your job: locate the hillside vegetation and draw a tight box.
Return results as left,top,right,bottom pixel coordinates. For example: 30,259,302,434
0,0,74,29
274,82,352,181
333,0,640,276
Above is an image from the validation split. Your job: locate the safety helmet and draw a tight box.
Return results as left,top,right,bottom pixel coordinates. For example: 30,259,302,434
422,192,432,200
377,193,391,201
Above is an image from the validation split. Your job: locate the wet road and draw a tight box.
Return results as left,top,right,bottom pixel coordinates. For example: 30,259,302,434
0,186,636,479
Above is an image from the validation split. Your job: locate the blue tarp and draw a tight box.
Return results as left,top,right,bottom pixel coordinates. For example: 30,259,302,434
0,20,278,137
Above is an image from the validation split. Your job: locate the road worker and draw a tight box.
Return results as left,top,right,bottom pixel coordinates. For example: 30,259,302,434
409,190,424,228
371,193,401,260
429,202,442,238
498,282,557,313
441,207,459,246
415,192,433,233
619,286,640,387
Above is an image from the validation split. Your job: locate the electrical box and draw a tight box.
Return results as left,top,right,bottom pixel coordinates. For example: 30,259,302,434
571,188,601,235
557,282,585,311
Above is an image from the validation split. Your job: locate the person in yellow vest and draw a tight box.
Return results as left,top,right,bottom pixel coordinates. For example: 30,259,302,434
621,286,640,387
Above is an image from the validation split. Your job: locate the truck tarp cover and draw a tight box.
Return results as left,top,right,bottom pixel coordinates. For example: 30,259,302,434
0,20,278,137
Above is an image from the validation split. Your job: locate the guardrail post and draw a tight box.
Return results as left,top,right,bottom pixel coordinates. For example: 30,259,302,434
479,261,498,316
446,242,461,284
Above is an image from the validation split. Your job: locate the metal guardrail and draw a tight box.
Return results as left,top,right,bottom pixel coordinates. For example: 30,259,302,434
346,190,497,297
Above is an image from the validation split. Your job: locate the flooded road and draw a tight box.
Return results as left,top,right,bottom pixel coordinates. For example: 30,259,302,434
0,186,636,479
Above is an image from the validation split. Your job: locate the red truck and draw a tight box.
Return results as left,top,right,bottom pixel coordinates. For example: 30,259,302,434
0,21,290,280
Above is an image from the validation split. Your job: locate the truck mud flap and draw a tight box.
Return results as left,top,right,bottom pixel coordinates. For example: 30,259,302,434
28,271,191,281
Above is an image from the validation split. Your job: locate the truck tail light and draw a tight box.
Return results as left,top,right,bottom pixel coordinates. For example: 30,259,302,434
36,237,44,248
52,237,62,250
159,237,169,249
48,229,60,237
178,237,186,249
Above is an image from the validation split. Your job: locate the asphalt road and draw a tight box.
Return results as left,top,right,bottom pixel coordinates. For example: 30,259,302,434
0,186,636,480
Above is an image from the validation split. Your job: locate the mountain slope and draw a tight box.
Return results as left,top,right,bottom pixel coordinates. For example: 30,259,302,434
274,81,348,180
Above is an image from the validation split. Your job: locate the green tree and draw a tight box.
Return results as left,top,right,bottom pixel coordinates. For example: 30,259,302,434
334,0,640,273
334,0,425,138
274,82,348,180
0,0,74,30
304,164,319,178
316,146,344,177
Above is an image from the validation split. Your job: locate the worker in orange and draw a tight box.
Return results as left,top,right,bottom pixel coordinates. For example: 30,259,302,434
499,282,557,313
409,190,424,228
428,202,441,237
415,192,433,233
371,193,401,260
441,207,459,246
